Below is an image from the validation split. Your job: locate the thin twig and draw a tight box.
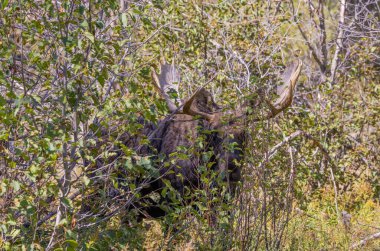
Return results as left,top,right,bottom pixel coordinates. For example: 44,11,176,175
258,130,340,219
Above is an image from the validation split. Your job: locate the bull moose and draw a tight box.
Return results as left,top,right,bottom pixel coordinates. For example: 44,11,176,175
120,58,303,220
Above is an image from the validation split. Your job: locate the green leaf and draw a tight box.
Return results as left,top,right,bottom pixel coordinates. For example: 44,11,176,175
82,175,90,186
1,0,9,10
83,32,94,43
61,197,73,209
0,96,6,107
65,239,78,248
96,20,104,29
121,13,128,27
10,229,20,238
80,20,89,29
10,180,20,192
29,164,40,175
7,220,16,226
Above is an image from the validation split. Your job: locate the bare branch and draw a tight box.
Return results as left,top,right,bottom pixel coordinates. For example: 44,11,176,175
351,231,380,249
291,1,325,74
330,0,347,84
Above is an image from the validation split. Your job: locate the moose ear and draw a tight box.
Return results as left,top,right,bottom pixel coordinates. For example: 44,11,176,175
183,88,216,122
151,59,182,113
265,59,303,118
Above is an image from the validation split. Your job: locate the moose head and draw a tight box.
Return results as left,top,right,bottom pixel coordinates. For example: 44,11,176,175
132,58,302,219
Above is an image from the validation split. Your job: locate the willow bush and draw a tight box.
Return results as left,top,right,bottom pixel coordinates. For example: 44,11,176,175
0,0,379,250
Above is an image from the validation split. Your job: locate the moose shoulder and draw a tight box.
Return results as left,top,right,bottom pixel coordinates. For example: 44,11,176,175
130,59,302,219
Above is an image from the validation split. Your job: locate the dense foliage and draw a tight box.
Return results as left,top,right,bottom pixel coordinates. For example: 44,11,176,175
0,0,379,250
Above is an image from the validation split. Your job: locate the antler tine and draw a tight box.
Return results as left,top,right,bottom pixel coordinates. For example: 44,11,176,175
266,59,303,118
151,58,182,113
151,67,162,93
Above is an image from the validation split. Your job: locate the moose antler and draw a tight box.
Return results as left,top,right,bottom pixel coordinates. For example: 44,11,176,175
182,59,303,125
151,58,182,113
183,88,217,122
266,59,303,118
